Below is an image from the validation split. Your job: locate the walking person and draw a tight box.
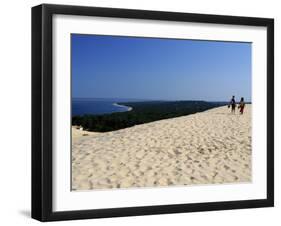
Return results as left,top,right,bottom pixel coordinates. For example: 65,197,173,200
238,97,245,114
229,95,236,114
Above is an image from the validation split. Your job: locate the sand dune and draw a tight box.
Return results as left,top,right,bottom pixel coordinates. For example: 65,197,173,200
72,105,251,190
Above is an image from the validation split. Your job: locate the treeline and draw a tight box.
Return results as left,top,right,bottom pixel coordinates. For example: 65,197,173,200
72,101,225,132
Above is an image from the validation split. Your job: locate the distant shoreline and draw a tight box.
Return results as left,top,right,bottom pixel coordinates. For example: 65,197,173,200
112,103,133,112
72,100,226,132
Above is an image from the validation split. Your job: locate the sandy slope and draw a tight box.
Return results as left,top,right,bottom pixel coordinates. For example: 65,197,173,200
72,126,99,141
72,105,251,190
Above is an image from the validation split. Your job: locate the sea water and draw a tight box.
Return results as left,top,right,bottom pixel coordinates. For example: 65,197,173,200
72,98,133,116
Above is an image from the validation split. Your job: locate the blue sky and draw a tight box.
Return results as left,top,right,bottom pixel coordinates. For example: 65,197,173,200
72,34,251,102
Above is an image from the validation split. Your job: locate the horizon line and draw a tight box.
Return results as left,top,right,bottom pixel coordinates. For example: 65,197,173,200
72,97,251,102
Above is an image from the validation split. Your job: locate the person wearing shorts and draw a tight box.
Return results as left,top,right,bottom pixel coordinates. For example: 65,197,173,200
238,97,245,114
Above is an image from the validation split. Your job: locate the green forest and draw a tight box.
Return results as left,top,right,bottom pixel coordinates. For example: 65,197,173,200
72,101,226,132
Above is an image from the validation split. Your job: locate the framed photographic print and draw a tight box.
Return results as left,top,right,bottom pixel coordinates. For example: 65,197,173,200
32,4,274,222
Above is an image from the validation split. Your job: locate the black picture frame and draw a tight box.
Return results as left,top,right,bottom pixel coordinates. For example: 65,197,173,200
32,4,274,222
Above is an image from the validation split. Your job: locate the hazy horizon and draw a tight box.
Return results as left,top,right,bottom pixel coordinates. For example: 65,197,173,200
72,97,246,103
72,34,252,102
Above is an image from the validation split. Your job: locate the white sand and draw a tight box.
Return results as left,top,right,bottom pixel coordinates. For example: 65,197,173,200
72,126,99,142
72,105,251,190
112,103,133,112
